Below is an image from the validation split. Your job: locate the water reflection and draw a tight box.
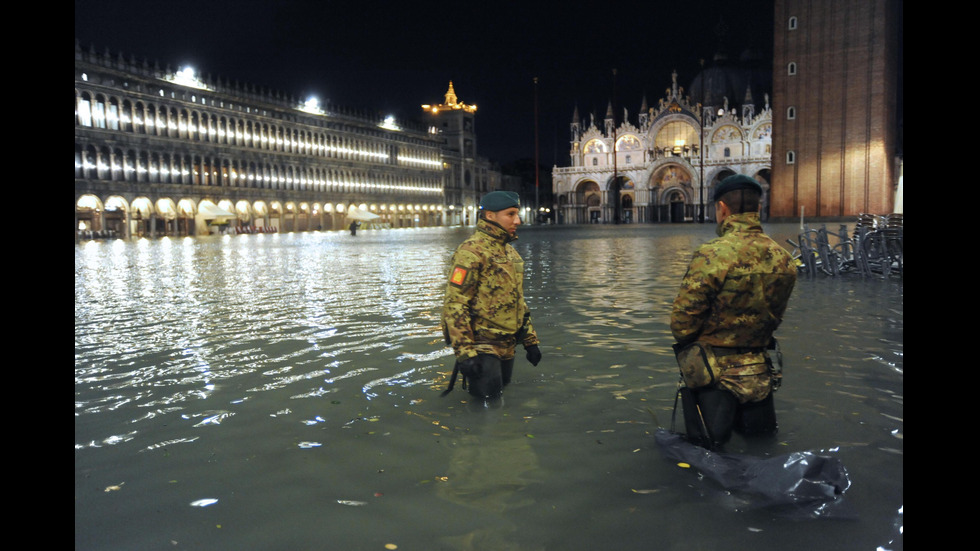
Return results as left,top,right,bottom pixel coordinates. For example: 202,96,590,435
76,225,902,551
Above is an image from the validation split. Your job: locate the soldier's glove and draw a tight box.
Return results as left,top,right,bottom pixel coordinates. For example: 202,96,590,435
458,356,482,378
525,345,542,366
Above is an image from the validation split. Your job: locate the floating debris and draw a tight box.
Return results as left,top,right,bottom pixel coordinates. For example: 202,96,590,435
655,429,855,519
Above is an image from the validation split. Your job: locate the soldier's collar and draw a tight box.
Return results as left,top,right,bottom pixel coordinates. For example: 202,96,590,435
477,218,517,243
718,212,763,235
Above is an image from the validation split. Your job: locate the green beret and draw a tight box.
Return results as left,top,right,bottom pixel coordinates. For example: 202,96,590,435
713,174,762,202
479,191,521,211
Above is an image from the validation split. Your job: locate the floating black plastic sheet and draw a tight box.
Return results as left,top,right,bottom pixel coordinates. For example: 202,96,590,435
654,429,855,519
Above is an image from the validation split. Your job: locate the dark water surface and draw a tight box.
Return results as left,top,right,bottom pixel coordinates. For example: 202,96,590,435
75,224,903,551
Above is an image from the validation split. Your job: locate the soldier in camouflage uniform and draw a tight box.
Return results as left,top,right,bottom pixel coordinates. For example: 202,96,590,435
442,191,542,399
671,174,796,449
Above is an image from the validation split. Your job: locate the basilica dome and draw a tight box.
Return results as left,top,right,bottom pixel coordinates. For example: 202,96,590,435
688,49,771,114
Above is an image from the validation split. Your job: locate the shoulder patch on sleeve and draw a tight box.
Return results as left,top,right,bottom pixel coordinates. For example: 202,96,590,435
449,265,469,287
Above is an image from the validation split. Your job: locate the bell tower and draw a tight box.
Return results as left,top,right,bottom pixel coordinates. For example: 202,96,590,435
422,82,480,222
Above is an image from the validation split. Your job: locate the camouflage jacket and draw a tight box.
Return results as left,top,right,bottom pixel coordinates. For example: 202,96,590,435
442,218,539,361
670,213,797,401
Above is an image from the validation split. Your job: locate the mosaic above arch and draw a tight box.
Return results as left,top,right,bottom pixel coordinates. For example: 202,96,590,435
584,138,606,153
651,165,692,188
616,135,642,151
712,125,743,143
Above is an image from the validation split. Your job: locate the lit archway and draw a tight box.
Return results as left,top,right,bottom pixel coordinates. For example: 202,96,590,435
102,196,129,237
76,194,104,234
131,197,153,238
177,198,196,236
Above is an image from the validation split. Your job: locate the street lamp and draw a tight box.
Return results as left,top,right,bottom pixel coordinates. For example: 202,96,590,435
612,68,619,225
534,77,540,216
698,59,705,223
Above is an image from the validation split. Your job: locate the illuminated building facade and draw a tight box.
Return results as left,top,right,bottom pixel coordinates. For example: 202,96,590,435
770,0,902,219
552,71,774,224
75,42,469,239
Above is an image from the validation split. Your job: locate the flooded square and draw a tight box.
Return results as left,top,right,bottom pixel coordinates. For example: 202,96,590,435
75,224,902,550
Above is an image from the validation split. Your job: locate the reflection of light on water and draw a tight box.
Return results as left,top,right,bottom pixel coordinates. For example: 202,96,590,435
185,410,233,427
362,368,429,399
75,226,902,551
397,349,453,362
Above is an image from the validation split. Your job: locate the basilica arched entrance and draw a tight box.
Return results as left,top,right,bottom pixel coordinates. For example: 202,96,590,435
572,180,601,224
606,176,634,224
621,192,635,223
651,164,694,222
668,191,686,223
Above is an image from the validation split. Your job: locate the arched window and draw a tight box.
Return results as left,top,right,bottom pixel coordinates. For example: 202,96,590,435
138,152,149,182
92,94,107,129
655,121,699,155
77,93,93,127
107,98,121,130
150,153,161,182
112,148,125,181
123,101,136,132
83,145,98,179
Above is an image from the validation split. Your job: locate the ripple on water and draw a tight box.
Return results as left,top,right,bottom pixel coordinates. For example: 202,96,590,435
76,226,902,551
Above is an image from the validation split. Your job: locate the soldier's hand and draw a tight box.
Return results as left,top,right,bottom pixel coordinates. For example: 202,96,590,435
525,345,542,366
458,356,481,378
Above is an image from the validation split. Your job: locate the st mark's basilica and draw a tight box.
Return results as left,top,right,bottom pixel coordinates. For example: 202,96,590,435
552,68,773,225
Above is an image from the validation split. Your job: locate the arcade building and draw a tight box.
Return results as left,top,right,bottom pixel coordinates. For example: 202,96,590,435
74,42,498,239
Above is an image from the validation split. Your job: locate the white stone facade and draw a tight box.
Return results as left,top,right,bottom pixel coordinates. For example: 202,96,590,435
552,72,773,224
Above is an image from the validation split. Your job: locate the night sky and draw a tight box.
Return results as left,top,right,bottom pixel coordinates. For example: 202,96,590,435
74,0,775,166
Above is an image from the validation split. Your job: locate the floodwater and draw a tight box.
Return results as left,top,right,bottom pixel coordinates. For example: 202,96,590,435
75,223,903,551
